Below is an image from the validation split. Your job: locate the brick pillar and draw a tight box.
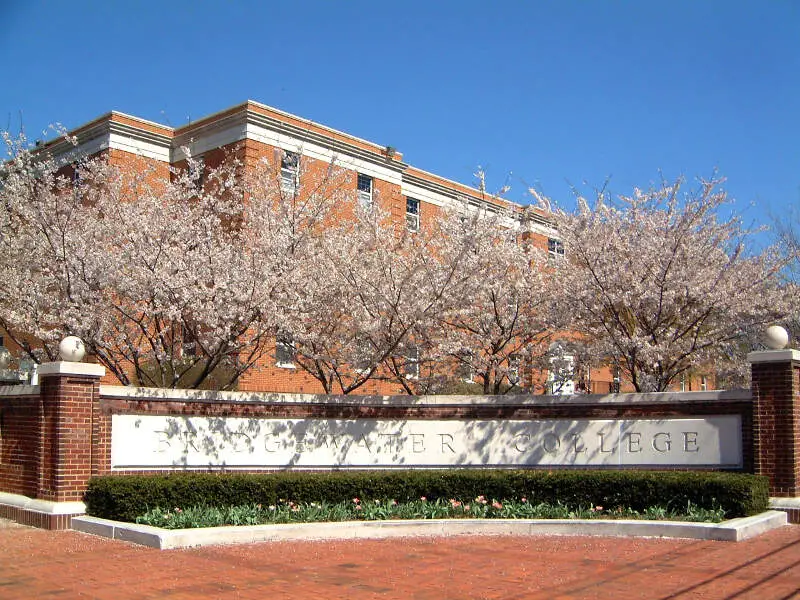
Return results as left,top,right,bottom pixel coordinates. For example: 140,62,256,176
36,362,105,502
748,349,800,497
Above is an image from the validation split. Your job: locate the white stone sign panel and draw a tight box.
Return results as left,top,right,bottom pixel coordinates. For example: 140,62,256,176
111,415,742,470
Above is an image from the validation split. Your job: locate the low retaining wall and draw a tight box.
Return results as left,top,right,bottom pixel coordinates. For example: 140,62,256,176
1,349,798,528
100,387,752,473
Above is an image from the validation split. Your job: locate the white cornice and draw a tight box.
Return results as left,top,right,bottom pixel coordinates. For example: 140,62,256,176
99,385,751,406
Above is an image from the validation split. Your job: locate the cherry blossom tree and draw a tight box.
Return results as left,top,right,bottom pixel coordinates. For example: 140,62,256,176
0,133,352,389
283,200,476,395
537,177,790,392
422,204,561,395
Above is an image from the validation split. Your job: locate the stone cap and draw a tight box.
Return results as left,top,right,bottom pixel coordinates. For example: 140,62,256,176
38,361,106,378
747,349,800,364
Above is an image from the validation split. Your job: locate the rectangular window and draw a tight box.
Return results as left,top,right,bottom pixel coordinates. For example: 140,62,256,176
281,151,299,193
357,173,373,208
700,375,708,391
404,346,420,379
406,197,420,232
275,331,295,368
353,338,372,374
548,238,565,259
507,354,521,385
610,366,621,394
457,351,474,383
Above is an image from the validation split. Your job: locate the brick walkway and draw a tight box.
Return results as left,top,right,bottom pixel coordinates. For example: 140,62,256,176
1,525,800,599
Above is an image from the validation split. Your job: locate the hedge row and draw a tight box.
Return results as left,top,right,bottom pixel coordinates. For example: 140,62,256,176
83,470,769,523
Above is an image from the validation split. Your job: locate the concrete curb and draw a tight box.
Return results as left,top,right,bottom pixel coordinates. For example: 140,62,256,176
71,511,788,550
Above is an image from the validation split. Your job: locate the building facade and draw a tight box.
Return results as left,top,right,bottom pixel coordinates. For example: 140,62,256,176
12,100,696,395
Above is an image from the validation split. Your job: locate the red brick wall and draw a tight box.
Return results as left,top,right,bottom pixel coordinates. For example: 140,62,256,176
0,373,764,505
751,359,800,496
38,374,100,502
0,394,41,497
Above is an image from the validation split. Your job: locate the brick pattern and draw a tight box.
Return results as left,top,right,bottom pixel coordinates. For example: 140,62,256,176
5,525,800,598
38,374,101,502
0,504,75,530
751,360,800,496
773,506,800,524
0,394,42,497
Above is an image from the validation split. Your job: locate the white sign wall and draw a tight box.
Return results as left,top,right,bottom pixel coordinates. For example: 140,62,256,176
111,415,742,470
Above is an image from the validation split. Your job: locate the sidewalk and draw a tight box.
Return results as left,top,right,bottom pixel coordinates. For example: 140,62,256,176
1,524,799,599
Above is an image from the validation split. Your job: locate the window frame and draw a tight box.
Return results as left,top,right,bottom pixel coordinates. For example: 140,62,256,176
406,197,420,232
357,173,373,209
548,238,565,259
275,331,296,369
280,150,300,194
403,345,420,380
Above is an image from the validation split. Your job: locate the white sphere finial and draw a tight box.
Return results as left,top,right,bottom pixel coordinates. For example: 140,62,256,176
764,325,789,350
59,336,86,362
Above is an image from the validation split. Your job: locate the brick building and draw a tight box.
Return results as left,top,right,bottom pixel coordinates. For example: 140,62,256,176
6,100,702,395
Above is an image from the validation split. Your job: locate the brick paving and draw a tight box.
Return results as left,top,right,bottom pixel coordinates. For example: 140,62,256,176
1,525,800,599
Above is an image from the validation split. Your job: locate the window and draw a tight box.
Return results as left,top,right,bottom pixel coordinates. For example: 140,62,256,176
507,354,521,385
406,197,420,232
353,338,373,374
700,375,708,391
275,331,295,368
281,150,299,193
548,238,565,259
357,173,373,208
680,374,686,392
457,351,474,383
403,346,420,379
611,366,621,394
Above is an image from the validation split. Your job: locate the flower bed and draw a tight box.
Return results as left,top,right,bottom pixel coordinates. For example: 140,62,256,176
136,496,727,529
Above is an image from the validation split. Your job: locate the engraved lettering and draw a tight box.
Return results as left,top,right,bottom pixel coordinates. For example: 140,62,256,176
411,434,425,453
264,434,280,453
543,433,560,454
356,434,372,453
180,431,200,453
229,431,252,453
154,430,171,453
513,434,530,453
572,434,587,454
439,433,455,454
683,432,699,453
598,432,616,454
626,432,642,453
652,432,671,453
378,433,402,454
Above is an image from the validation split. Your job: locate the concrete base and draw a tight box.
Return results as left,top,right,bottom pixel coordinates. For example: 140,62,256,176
0,492,86,530
71,511,788,550
769,498,800,524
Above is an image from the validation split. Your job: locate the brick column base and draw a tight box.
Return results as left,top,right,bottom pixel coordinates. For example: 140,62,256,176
749,349,800,497
36,362,105,503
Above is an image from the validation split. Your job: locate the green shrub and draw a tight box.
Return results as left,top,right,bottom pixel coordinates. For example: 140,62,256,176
83,469,769,523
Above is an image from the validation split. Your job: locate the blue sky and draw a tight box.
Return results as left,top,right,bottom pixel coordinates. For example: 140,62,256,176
2,0,798,227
